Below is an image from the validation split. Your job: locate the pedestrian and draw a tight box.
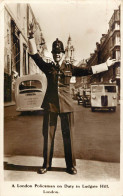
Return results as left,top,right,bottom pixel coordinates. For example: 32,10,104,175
28,24,117,175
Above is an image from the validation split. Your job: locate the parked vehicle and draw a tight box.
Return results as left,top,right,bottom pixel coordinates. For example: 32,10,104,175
15,73,47,112
91,83,118,112
77,95,84,105
83,88,91,107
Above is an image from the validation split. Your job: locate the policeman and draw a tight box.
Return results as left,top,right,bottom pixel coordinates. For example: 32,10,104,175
28,27,118,175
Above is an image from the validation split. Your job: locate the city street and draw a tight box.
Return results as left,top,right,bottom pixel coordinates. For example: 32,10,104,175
4,101,120,163
2,2,121,194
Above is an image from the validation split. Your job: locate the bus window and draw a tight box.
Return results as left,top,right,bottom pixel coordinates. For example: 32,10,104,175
92,86,103,93
105,86,116,93
19,80,42,91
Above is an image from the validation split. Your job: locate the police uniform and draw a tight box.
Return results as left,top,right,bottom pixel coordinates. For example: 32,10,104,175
28,38,111,174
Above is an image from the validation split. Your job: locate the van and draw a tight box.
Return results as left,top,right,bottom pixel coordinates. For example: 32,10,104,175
91,83,118,112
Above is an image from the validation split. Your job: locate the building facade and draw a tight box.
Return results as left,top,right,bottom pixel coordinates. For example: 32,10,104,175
4,3,47,102
87,6,120,85
74,6,120,99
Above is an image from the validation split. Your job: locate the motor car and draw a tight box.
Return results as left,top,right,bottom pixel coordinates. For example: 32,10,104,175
83,89,91,107
77,95,84,105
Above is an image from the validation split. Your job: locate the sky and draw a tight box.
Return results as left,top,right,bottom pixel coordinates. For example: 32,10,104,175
30,0,120,64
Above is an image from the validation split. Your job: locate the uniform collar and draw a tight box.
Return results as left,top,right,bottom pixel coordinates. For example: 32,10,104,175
54,61,62,67
53,60,67,71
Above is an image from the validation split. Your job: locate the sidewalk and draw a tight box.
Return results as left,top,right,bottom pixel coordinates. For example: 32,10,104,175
4,101,15,107
4,155,120,182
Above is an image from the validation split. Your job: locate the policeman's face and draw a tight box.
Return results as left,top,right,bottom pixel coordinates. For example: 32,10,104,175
52,52,63,63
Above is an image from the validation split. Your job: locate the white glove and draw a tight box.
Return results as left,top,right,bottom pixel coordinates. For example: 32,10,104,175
106,58,117,67
28,38,37,55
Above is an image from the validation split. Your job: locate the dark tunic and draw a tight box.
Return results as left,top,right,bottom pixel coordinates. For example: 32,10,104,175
30,53,92,113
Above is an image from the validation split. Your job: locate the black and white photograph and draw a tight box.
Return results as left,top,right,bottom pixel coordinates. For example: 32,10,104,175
0,0,122,195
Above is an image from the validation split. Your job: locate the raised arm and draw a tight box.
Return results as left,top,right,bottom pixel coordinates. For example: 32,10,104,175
28,22,49,74
28,38,49,74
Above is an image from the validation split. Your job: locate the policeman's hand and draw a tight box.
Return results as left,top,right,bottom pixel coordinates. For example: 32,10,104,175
28,21,34,39
106,57,119,67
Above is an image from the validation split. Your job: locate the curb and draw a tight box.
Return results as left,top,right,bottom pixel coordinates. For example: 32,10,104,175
4,102,16,107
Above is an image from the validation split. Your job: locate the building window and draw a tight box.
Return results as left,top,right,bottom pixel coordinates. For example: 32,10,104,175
7,55,10,74
23,44,27,75
7,29,10,44
100,77,103,82
11,20,20,76
113,50,116,59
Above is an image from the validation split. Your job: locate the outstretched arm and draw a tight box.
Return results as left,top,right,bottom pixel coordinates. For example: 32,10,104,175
72,58,120,77
91,58,119,74
72,65,93,76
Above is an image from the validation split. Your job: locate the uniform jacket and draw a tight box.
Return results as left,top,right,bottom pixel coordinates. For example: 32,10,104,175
30,53,92,113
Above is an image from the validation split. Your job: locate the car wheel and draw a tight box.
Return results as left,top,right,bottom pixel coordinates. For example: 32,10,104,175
112,107,116,112
91,107,95,112
83,103,86,107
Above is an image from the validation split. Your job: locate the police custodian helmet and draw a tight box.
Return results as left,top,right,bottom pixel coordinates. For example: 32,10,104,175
51,38,65,54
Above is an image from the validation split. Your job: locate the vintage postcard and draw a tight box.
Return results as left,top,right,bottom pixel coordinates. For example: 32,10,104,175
0,0,123,195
